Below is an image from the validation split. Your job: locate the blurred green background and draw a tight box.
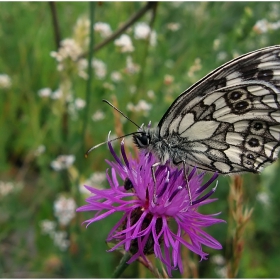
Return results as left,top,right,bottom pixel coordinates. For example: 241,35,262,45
1,1,280,278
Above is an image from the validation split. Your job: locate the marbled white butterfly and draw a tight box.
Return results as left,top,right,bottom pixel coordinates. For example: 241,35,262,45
87,46,280,202
133,45,280,175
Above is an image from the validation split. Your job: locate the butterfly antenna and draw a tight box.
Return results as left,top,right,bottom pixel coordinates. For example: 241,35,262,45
102,99,140,129
85,130,141,158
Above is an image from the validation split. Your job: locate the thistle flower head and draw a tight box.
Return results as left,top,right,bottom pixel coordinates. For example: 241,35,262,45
77,140,224,276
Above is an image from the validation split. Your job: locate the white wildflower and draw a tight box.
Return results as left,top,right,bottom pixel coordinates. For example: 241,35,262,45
257,192,270,206
215,266,227,278
136,100,152,112
103,82,115,91
51,38,82,63
50,18,90,78
114,34,134,53
74,98,86,109
147,89,155,99
54,195,77,226
34,145,46,156
40,220,70,251
75,17,90,32
50,155,75,171
211,254,227,278
216,51,228,62
149,30,157,46
89,172,106,185
0,74,12,89
40,220,56,235
134,22,151,39
92,58,107,79
110,71,122,82
253,19,280,33
0,181,21,197
52,231,70,251
166,22,181,31
211,254,226,266
92,110,105,121
269,20,280,30
126,103,134,111
51,89,63,100
134,22,157,46
253,19,269,33
213,38,221,51
38,88,52,98
68,98,86,118
125,56,140,74
73,17,90,49
127,99,152,116
94,22,112,38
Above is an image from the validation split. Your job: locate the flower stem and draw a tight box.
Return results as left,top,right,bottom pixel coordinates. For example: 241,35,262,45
82,1,95,156
135,3,158,93
49,1,61,49
112,252,131,278
226,175,253,278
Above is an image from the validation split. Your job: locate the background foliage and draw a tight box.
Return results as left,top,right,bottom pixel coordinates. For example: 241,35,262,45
1,2,280,278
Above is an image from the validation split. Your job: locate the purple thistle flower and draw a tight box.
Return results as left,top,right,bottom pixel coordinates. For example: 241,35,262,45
77,140,225,276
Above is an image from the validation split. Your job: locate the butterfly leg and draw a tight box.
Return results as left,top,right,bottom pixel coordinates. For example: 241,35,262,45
182,160,193,205
151,162,161,204
173,159,192,205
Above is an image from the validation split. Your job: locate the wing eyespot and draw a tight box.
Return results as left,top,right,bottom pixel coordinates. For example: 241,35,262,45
230,91,243,100
248,137,260,148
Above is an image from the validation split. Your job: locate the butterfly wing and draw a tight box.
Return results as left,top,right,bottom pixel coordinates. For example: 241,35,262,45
158,46,280,174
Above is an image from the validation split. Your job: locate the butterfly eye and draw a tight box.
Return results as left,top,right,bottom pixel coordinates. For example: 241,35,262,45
133,133,150,149
140,133,150,146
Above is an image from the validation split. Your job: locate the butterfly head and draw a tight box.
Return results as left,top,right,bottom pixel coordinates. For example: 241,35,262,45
133,129,151,149
132,124,160,151
133,124,172,165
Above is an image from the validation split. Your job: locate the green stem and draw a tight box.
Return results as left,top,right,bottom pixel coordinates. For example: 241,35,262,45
112,252,131,278
49,1,61,49
135,2,158,93
74,2,95,254
82,2,95,154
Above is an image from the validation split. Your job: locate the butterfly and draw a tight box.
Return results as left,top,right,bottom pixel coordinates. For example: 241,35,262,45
87,46,280,202
132,45,280,177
